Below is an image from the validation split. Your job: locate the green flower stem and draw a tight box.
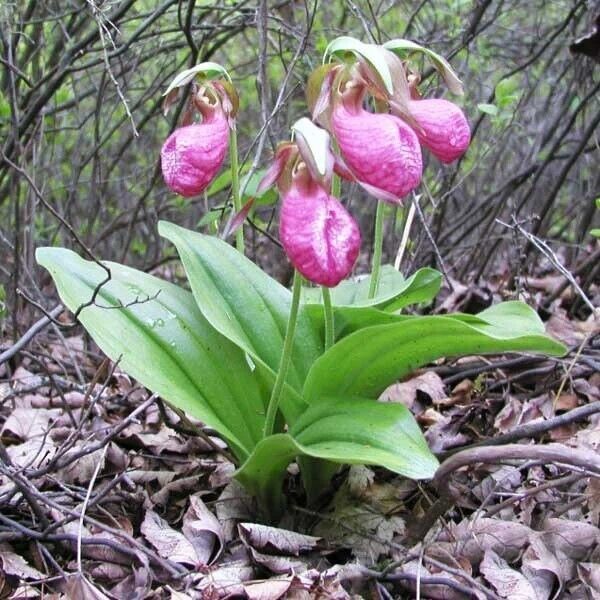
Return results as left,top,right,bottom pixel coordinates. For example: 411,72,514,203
323,167,340,347
332,169,341,198
229,124,245,254
368,200,385,299
322,286,334,350
263,270,303,438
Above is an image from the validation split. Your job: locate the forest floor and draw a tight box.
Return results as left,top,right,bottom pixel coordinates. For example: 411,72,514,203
0,270,599,600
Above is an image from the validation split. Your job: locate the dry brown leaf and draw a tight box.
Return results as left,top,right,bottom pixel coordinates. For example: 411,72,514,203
151,475,202,507
401,559,475,600
313,487,405,565
423,409,470,452
586,479,600,526
573,378,600,402
58,517,135,566
10,367,43,391
6,438,56,469
164,587,194,600
577,562,600,597
109,567,151,599
545,310,584,345
541,517,599,560
449,517,531,563
126,469,177,487
238,524,321,556
521,533,563,600
140,510,198,567
215,481,255,541
471,466,522,502
194,561,255,598
208,460,235,489
63,573,110,600
248,547,306,575
379,371,446,412
57,446,106,485
443,378,475,406
182,493,224,565
0,544,44,580
480,549,538,599
243,576,293,600
1,407,61,441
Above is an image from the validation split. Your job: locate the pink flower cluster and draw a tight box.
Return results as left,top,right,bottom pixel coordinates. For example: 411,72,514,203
159,57,470,290
272,78,470,287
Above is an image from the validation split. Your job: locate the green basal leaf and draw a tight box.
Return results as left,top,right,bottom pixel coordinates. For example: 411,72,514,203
163,62,231,96
302,266,441,311
590,228,600,238
159,222,323,423
36,248,269,461
304,302,566,401
324,36,394,94
383,39,464,95
237,397,438,520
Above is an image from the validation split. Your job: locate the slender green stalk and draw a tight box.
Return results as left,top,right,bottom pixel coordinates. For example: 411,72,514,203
368,200,385,298
320,168,340,352
331,169,341,198
263,270,303,438
229,124,245,254
322,286,334,350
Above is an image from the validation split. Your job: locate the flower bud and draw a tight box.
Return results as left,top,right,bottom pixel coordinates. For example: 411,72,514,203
161,104,229,197
407,98,470,164
331,88,422,203
280,170,360,287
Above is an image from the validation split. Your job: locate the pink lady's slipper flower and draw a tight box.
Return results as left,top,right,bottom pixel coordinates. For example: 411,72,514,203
330,83,422,203
161,94,229,197
260,143,360,287
406,98,470,164
281,167,360,287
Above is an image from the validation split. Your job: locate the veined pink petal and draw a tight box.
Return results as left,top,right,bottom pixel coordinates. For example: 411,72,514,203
408,98,470,164
161,108,229,197
332,102,422,202
280,180,360,287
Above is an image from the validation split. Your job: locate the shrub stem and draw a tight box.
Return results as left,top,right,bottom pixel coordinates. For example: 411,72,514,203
263,270,303,437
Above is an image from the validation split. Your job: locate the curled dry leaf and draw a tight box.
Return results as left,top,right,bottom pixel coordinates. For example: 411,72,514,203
248,547,306,575
541,517,600,561
151,475,202,507
57,446,107,485
521,533,563,600
238,523,321,556
109,567,151,600
243,576,293,600
193,561,255,598
215,481,256,541
577,562,600,597
140,510,198,567
0,544,44,580
446,517,531,563
1,407,61,441
379,370,446,412
182,493,224,565
64,573,111,600
480,549,538,600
